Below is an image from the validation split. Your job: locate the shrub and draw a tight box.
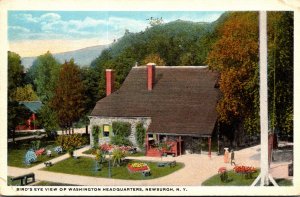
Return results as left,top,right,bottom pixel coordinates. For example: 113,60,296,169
92,126,100,148
112,148,126,167
112,122,131,137
24,149,37,165
111,135,132,146
135,122,146,150
31,140,41,151
56,134,88,151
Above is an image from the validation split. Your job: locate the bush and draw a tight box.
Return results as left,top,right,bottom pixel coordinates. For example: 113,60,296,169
56,134,88,151
135,122,146,150
31,140,41,151
111,135,132,146
92,126,100,148
112,122,131,137
112,148,126,167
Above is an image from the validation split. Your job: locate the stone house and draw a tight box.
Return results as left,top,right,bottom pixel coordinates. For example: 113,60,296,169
89,63,220,157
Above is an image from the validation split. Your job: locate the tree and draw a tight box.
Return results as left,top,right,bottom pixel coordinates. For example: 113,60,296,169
38,104,59,134
11,84,38,101
268,12,294,135
29,51,61,102
7,100,31,141
142,53,166,66
206,12,259,135
8,51,24,100
51,60,86,133
7,51,28,141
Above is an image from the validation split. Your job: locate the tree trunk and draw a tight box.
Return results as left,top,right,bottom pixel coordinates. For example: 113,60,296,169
72,127,74,134
86,125,88,135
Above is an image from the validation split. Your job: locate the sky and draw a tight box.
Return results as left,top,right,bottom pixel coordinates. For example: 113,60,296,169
8,11,224,57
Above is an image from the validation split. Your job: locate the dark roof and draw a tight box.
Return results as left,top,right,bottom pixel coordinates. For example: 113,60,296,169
91,66,220,136
19,101,43,113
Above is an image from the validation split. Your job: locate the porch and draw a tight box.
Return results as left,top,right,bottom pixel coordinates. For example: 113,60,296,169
145,133,212,157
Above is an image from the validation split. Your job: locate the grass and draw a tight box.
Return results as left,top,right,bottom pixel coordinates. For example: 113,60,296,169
7,140,63,168
202,170,293,186
43,156,184,180
7,176,22,186
7,176,79,186
202,170,260,186
33,181,80,186
82,148,95,155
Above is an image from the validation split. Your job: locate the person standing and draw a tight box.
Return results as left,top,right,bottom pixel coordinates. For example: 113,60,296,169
231,149,236,166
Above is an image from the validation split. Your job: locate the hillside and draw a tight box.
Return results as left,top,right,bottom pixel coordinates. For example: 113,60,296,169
22,44,109,69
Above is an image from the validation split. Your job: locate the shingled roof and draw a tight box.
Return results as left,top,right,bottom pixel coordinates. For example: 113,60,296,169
91,66,220,136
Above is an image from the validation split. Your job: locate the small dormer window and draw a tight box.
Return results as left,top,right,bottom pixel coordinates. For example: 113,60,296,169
103,125,110,137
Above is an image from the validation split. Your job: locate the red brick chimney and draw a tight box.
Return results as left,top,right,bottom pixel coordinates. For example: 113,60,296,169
106,69,115,96
147,63,156,91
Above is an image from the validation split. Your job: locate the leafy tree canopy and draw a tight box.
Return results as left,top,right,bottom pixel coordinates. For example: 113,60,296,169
51,60,86,130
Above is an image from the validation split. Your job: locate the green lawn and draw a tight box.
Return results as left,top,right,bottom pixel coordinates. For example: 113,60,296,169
43,157,184,180
8,140,63,168
7,176,22,186
33,181,80,186
202,170,293,186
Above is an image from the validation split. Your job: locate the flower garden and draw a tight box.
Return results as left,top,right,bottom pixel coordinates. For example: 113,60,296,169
41,142,184,180
8,140,63,168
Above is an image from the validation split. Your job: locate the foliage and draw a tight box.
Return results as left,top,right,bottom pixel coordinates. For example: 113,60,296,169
80,67,101,113
112,148,126,167
30,140,41,151
11,84,38,101
110,135,132,147
92,126,100,147
207,11,293,138
8,51,24,100
55,134,88,151
142,53,166,66
207,12,260,135
112,122,131,137
24,149,37,165
54,146,63,154
27,51,61,102
95,149,105,163
38,104,59,134
218,167,228,182
90,19,217,104
51,60,86,131
7,100,32,139
267,12,294,134
202,170,260,186
135,122,146,150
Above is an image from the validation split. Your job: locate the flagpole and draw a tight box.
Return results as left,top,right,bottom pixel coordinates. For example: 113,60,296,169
251,11,278,186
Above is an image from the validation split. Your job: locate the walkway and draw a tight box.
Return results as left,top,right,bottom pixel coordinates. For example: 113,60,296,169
7,145,292,186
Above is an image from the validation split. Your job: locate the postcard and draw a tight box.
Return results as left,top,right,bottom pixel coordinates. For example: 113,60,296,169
0,0,299,196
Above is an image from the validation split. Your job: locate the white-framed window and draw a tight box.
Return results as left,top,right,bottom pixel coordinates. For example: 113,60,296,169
103,125,110,137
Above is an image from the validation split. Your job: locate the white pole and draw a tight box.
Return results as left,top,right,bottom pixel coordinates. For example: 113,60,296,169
259,10,269,186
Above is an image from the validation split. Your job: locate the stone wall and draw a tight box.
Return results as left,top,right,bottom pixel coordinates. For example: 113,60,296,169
89,116,151,150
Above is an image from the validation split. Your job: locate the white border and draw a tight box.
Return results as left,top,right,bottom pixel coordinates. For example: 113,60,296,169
0,0,299,196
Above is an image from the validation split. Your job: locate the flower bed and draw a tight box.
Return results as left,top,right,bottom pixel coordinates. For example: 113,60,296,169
233,165,256,179
127,162,149,173
218,167,228,182
100,143,132,153
35,148,45,156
